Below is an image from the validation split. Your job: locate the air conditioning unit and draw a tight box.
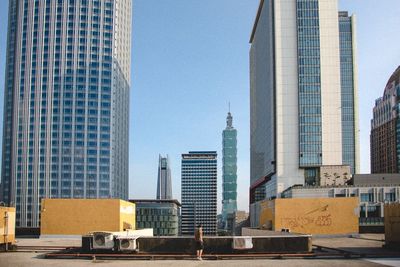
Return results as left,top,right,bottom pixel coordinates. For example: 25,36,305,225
115,236,137,252
92,232,115,250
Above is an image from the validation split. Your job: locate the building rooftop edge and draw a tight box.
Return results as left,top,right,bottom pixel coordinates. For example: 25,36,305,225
282,183,400,194
385,65,400,88
249,0,265,44
129,199,181,206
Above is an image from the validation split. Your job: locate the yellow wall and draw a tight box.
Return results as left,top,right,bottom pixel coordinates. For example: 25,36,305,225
0,207,15,244
41,199,135,235
259,197,359,235
259,200,275,228
119,199,136,230
384,203,400,243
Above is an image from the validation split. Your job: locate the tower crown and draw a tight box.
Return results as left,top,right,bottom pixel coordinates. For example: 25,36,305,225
226,112,233,128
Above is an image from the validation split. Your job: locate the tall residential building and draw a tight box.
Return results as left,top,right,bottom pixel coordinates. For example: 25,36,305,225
181,151,217,236
1,0,131,227
249,0,358,206
221,111,237,228
339,11,359,174
156,155,172,200
371,66,400,173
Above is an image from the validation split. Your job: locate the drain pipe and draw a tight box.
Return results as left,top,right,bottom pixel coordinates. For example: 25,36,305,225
4,211,8,251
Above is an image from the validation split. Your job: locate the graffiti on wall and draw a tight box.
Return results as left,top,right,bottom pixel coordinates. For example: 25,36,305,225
281,205,332,229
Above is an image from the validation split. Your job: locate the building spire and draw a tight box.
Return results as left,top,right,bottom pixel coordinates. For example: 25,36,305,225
226,104,233,128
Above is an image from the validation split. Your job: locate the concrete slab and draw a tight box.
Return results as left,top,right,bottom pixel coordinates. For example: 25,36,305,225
313,234,400,257
0,252,386,267
15,237,81,247
365,259,400,267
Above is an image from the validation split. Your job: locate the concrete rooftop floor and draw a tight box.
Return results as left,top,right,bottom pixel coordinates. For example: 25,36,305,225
1,234,399,267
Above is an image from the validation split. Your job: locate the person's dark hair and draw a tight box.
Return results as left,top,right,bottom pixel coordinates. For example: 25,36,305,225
197,224,202,228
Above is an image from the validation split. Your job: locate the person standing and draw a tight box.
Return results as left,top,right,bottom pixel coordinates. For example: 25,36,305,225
194,224,204,260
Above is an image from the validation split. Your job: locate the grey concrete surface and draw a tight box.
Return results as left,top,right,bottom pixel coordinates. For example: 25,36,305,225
313,234,400,257
3,234,398,267
0,252,385,267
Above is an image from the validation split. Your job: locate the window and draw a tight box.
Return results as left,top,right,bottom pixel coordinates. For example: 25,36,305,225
360,193,373,202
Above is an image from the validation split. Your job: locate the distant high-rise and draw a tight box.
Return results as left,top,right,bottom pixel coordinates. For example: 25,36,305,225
371,66,400,173
249,0,358,207
181,151,217,236
339,11,359,174
1,0,131,227
221,111,237,228
156,155,172,200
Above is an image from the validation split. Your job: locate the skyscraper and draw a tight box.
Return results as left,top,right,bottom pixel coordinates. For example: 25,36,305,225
1,0,131,227
371,66,400,173
181,151,217,236
249,0,358,205
156,155,172,200
221,111,237,228
339,11,359,175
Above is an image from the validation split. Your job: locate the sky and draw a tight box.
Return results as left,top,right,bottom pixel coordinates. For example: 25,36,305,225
0,1,399,212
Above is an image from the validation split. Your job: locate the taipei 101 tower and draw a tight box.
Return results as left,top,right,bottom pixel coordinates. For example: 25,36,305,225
221,109,238,229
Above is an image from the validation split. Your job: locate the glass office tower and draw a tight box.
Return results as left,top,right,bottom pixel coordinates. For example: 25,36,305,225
156,155,172,200
221,112,237,228
1,0,131,227
249,0,358,212
181,151,217,236
339,11,359,174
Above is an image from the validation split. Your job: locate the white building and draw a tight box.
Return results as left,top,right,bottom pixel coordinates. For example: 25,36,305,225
249,0,359,208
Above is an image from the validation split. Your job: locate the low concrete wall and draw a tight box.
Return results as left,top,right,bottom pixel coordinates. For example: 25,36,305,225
242,228,294,236
136,236,311,254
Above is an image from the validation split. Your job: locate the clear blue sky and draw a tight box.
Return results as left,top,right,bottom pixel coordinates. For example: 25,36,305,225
0,1,399,212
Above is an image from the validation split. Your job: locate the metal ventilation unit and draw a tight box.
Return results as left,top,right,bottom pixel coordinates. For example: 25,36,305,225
92,232,115,250
115,235,138,252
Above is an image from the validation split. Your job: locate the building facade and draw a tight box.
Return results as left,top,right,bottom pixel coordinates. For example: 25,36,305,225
156,155,172,200
131,199,180,236
249,0,359,204
181,151,217,235
339,11,359,174
371,66,400,173
221,112,237,228
1,0,131,227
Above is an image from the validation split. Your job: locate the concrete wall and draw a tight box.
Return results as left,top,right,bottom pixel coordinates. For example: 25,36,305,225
384,203,400,247
259,197,359,235
135,236,311,254
40,199,135,235
0,207,15,244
